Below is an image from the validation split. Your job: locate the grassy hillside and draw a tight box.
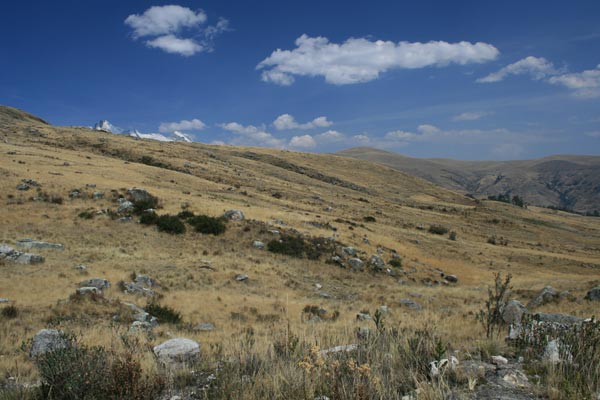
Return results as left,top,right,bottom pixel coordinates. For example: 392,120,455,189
338,147,600,213
1,106,599,399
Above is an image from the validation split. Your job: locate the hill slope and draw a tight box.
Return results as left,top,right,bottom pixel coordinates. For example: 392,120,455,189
337,147,600,213
1,106,599,397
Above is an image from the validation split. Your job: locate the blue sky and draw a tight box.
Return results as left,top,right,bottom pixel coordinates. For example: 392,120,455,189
1,0,599,160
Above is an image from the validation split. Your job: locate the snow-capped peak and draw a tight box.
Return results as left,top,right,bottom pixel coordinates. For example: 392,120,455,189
94,120,122,134
172,130,194,143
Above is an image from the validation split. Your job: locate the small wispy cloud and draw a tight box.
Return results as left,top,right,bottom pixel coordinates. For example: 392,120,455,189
125,5,229,56
289,135,317,148
477,56,558,83
273,114,332,130
159,118,206,133
453,111,491,121
218,122,285,148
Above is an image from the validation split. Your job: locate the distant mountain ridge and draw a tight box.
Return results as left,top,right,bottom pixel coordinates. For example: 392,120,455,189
93,120,193,143
338,147,600,213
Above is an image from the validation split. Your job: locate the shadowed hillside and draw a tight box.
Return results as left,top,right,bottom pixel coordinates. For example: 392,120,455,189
338,147,600,213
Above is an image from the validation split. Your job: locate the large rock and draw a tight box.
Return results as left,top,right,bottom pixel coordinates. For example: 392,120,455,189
369,255,385,270
123,282,157,297
127,188,154,203
585,286,600,301
153,338,200,367
223,210,244,221
533,312,582,325
342,246,357,257
399,298,422,311
0,244,44,264
527,286,559,308
503,300,527,325
134,274,159,288
30,329,69,358
348,258,364,270
117,201,134,214
79,278,110,290
16,239,64,251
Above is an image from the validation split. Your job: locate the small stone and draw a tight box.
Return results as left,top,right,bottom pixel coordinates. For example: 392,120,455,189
342,246,357,257
377,305,390,315
0,298,10,303
194,323,215,332
235,274,249,282
92,191,104,200
129,321,153,334
491,355,508,365
74,264,87,271
117,201,134,214
444,274,458,283
252,240,265,249
586,286,600,301
79,278,110,290
356,312,372,321
369,255,385,270
357,327,371,339
16,183,30,191
77,286,101,296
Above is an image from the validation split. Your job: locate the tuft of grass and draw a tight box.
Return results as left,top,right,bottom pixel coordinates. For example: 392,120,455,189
1,305,18,319
77,210,95,220
428,225,449,235
145,302,182,324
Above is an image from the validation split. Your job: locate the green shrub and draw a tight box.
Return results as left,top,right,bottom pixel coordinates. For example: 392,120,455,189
449,231,457,241
188,215,226,235
177,210,195,220
145,302,182,324
428,225,449,235
1,305,18,319
389,258,402,268
156,215,186,234
476,273,512,339
363,216,376,223
35,342,165,400
139,211,159,225
267,235,335,260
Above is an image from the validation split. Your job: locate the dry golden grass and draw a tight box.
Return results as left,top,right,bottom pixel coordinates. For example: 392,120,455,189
0,107,599,397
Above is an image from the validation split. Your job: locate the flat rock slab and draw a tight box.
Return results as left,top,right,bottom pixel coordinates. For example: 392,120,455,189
0,244,44,264
16,239,64,250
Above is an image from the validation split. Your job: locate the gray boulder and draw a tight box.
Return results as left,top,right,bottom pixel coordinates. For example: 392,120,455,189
444,274,458,283
16,239,64,250
533,312,582,325
134,274,159,288
235,274,249,282
585,286,600,301
79,278,110,290
348,258,364,270
369,255,385,270
223,210,244,221
342,246,357,257
399,298,422,311
153,338,200,367
117,201,134,214
30,329,69,358
253,240,265,249
542,340,561,364
127,188,154,203
76,286,101,296
123,282,157,297
16,183,30,191
0,245,44,264
92,191,104,200
357,327,371,339
527,286,559,308
503,300,527,325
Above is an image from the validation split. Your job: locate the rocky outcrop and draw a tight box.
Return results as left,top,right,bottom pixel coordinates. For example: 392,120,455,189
0,244,44,264
16,239,64,250
30,329,69,358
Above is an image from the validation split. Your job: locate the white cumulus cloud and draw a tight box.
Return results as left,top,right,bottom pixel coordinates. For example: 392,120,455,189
548,64,600,98
258,34,499,85
219,122,285,148
316,130,345,142
289,135,317,148
159,118,206,133
273,113,332,130
385,130,418,140
125,5,229,56
477,56,559,83
453,111,491,121
146,35,203,56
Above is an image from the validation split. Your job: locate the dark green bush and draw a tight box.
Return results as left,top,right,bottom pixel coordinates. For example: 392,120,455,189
363,216,376,223
156,215,186,234
267,235,335,260
177,210,195,220
145,303,182,324
389,258,402,268
1,305,18,319
139,211,159,225
188,215,226,235
428,225,449,235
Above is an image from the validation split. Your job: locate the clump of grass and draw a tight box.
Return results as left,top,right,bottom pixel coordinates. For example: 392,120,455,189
428,225,449,235
188,215,226,235
156,215,186,234
363,216,376,223
78,210,95,220
389,258,402,268
145,302,182,324
1,305,18,319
